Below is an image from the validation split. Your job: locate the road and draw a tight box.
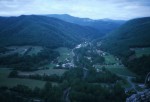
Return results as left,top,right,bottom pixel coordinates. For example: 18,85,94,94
83,67,88,79
63,87,71,102
127,76,138,92
117,74,138,92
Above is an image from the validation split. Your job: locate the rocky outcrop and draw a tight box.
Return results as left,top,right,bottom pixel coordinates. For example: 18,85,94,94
126,89,150,102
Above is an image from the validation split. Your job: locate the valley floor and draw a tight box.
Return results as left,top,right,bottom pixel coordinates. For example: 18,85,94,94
0,42,149,101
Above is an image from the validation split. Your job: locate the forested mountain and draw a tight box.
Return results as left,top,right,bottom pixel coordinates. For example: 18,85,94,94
0,15,103,48
46,14,125,34
100,17,150,57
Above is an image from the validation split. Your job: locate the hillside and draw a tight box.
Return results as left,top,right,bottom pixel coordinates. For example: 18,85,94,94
46,14,125,35
0,15,103,48
100,17,150,57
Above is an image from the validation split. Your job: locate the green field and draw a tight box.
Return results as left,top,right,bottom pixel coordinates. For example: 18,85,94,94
27,46,43,55
19,68,67,76
44,63,56,68
0,68,49,89
96,65,135,77
134,47,150,57
107,67,135,76
103,54,118,64
55,47,73,62
3,46,43,56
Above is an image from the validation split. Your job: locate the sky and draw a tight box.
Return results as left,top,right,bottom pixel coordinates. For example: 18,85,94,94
0,0,150,20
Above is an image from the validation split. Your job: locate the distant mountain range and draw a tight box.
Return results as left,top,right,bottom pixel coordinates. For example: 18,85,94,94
46,14,125,34
0,15,103,48
100,17,150,57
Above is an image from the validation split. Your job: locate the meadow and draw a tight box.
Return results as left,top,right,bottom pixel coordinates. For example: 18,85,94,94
0,68,47,89
134,47,150,57
55,47,73,62
103,54,118,64
18,68,67,76
1,46,43,56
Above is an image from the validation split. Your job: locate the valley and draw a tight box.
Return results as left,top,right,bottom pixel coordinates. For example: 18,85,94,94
0,15,150,102
0,42,144,98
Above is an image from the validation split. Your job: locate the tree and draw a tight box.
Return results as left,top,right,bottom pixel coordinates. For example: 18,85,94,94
8,70,18,78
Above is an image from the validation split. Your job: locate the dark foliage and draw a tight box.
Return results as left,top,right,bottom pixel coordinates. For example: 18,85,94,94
127,55,150,82
70,81,126,102
0,48,59,71
0,15,103,48
100,17,150,58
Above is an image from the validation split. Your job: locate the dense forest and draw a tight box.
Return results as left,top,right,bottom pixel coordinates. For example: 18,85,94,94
2,67,126,102
0,48,59,71
0,15,103,48
100,17,150,57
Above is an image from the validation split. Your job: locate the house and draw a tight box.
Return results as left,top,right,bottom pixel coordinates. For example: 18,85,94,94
56,64,60,67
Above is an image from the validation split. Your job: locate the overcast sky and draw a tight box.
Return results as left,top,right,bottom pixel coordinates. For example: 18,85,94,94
0,0,150,20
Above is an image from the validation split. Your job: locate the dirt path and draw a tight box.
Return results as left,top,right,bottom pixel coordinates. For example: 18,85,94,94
63,87,71,102
83,68,88,79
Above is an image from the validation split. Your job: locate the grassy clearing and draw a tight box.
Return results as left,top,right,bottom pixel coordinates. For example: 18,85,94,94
44,63,56,68
96,65,135,77
55,47,73,62
106,67,135,77
134,47,150,57
4,46,43,56
33,68,67,76
96,52,135,76
19,68,67,76
0,68,48,89
27,46,43,55
103,54,118,64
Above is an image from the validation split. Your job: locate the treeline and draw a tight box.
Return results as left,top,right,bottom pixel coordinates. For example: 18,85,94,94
10,68,82,85
126,55,150,83
5,67,126,102
9,67,121,86
0,81,126,102
70,81,126,102
62,67,121,84
0,48,59,71
61,67,125,102
85,67,121,83
0,82,63,102
0,47,10,54
9,70,61,83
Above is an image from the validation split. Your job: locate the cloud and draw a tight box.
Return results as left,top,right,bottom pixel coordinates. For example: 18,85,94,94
0,0,150,20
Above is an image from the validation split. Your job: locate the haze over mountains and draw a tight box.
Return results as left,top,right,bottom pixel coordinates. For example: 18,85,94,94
0,14,126,48
0,14,150,52
47,14,125,34
0,15,103,48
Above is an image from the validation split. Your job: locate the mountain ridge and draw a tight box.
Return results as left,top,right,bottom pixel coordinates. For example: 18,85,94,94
0,15,103,48
45,14,125,35
100,17,150,57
